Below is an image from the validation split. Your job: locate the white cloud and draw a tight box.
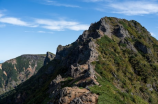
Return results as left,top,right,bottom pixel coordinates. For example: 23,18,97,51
44,0,80,8
0,17,35,27
0,9,38,27
151,32,156,36
0,9,88,31
38,31,54,34
35,19,89,31
109,1,158,15
0,16,88,31
38,31,46,33
68,25,89,31
0,10,35,27
25,30,53,34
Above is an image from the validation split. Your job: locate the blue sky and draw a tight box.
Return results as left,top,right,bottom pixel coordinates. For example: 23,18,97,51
0,0,158,62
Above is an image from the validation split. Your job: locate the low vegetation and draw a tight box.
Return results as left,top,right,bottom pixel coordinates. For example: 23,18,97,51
90,18,158,103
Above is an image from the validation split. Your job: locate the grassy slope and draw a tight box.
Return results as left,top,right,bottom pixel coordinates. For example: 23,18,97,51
90,17,158,104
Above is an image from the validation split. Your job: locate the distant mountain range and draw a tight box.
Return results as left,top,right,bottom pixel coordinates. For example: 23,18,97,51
1,17,158,104
0,61,4,63
0,54,46,95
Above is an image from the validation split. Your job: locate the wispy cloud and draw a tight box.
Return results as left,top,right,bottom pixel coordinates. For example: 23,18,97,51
0,14,88,31
25,31,53,34
44,0,80,8
0,10,38,27
88,0,158,15
151,32,156,37
0,16,37,27
0,17,31,26
109,1,158,15
38,31,53,33
35,19,89,31
0,9,88,31
38,31,46,33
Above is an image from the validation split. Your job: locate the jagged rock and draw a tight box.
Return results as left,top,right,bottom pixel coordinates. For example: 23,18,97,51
53,75,63,83
88,40,98,62
44,52,55,65
79,93,98,104
79,17,111,41
134,41,152,54
99,18,111,38
85,63,95,78
57,45,64,53
50,75,63,87
70,98,83,104
70,64,81,78
120,39,137,53
55,44,72,59
48,75,64,94
113,25,130,39
56,87,98,104
58,87,89,104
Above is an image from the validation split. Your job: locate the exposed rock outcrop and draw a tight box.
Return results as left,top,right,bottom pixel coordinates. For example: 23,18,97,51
44,52,55,65
120,39,137,53
113,25,130,39
134,41,152,54
49,74,64,91
48,87,98,104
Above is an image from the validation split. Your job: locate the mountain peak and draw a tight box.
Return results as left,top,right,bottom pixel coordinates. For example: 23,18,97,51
1,16,158,104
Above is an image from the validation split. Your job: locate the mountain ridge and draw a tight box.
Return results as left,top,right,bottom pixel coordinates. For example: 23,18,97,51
1,16,158,104
0,54,47,95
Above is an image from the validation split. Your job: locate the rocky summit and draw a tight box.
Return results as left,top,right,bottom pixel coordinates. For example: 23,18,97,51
1,16,158,104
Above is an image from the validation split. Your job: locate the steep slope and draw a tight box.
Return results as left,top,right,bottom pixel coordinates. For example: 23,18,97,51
0,54,47,95
1,17,158,104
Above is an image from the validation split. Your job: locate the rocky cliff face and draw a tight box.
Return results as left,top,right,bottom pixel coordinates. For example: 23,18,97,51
1,17,158,104
0,54,46,95
44,52,55,66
